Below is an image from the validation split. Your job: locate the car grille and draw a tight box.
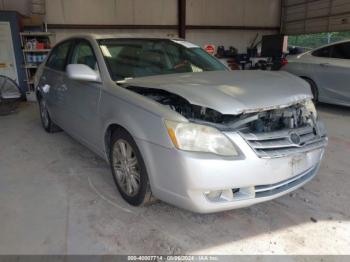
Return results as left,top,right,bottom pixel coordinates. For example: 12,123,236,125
240,125,327,158
255,165,317,198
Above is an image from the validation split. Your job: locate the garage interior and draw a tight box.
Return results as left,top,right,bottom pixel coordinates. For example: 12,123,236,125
0,0,350,256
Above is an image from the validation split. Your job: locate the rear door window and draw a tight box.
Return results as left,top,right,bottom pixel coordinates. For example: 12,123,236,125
46,41,72,71
312,46,331,58
330,42,350,59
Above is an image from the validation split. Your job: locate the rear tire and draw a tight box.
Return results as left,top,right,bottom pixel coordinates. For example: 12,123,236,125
302,77,318,103
109,128,156,206
38,98,61,133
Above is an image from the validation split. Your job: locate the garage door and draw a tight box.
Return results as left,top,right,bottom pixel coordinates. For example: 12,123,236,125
282,0,350,35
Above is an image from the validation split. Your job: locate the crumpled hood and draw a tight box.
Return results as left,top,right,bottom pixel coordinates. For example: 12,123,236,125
124,70,312,115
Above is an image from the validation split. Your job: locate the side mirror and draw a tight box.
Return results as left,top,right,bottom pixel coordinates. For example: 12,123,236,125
66,64,100,82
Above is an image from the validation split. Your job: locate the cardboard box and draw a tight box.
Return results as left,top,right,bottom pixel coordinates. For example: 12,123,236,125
22,15,44,27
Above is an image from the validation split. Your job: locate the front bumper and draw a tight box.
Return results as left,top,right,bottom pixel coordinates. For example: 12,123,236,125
136,132,326,213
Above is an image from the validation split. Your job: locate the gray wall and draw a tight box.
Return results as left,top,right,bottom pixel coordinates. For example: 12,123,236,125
0,0,31,16
46,0,178,25
187,0,280,27
1,0,281,52
47,0,280,51
186,0,280,50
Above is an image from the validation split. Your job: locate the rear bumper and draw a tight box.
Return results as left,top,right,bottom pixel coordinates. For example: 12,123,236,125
136,131,325,213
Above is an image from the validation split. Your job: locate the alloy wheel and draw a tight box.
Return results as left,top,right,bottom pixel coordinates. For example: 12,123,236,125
40,99,49,128
112,139,141,197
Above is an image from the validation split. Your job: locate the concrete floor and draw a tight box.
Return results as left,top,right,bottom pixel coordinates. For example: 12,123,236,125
0,102,349,255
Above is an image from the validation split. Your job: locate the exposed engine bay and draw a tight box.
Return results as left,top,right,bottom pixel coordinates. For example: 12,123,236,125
126,86,317,133
231,104,317,134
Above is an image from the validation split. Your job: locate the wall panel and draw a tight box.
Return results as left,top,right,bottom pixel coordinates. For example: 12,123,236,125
44,0,280,51
46,0,178,25
187,0,280,27
282,0,350,34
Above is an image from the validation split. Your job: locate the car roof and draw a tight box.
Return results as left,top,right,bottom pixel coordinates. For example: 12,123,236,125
93,34,177,40
293,39,350,57
64,33,179,41
54,34,184,46
313,39,350,50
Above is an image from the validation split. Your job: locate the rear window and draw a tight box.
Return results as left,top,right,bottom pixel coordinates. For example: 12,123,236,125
331,42,350,59
312,46,331,58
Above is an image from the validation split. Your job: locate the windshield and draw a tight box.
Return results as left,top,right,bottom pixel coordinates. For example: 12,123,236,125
99,38,227,81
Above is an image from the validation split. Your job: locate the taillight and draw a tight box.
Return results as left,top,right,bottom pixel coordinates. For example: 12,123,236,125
281,57,288,66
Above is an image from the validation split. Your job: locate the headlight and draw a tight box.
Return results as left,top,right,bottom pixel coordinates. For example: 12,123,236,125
165,120,240,156
304,99,317,119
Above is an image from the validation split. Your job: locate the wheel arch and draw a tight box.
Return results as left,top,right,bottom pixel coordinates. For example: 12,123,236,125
104,123,128,162
299,76,319,102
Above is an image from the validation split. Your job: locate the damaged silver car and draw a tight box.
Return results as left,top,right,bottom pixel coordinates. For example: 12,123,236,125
36,35,327,213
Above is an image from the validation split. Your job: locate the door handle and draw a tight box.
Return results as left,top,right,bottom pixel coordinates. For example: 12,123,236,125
320,63,330,67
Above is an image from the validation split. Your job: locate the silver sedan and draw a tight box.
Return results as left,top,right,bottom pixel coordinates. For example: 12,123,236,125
36,35,327,213
282,40,350,106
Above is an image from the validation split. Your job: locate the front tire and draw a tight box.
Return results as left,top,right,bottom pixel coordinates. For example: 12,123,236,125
38,98,60,133
109,128,155,206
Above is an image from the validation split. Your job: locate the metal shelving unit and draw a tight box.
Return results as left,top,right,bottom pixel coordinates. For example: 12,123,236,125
20,32,55,95
23,49,51,53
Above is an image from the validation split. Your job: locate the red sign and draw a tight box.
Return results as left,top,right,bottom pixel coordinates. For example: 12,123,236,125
204,44,215,55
